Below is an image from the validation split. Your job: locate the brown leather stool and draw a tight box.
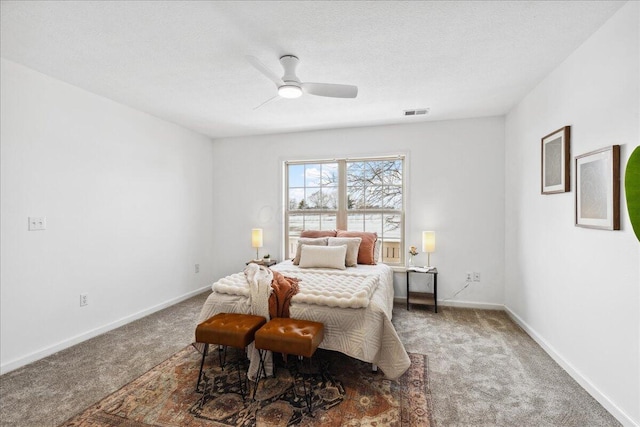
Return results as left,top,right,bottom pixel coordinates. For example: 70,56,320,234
195,313,266,398
253,317,324,413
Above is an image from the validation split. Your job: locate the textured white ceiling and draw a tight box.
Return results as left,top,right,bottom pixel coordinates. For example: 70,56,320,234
0,1,624,139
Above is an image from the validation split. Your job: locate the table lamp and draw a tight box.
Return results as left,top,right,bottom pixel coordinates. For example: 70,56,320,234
251,228,263,260
422,231,435,267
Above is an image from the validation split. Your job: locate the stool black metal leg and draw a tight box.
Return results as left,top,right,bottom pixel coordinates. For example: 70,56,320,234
295,355,314,415
219,345,228,371
234,347,247,399
301,373,312,414
196,343,209,392
252,349,265,400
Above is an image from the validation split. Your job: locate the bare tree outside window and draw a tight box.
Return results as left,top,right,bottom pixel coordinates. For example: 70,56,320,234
347,160,402,233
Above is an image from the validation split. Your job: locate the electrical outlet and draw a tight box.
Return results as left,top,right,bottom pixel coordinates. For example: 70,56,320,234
195,264,200,273
80,294,88,307
466,272,473,282
28,217,46,231
473,272,481,282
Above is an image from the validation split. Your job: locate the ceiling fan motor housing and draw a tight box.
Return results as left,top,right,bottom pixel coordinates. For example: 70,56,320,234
278,55,303,97
280,55,301,83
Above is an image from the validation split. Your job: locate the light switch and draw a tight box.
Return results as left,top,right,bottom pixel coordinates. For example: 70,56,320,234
28,217,46,231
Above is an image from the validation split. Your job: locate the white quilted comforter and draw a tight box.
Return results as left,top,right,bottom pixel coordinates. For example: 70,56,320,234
213,269,378,308
196,260,411,380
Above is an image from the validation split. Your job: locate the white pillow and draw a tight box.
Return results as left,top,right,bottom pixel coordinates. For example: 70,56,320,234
292,237,329,265
298,244,347,270
328,237,362,267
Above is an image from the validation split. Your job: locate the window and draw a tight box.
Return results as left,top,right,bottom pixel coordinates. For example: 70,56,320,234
285,156,405,265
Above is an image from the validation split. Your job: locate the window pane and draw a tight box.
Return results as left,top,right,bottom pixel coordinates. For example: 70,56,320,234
289,188,304,210
322,163,339,187
301,214,320,230
319,214,337,230
382,160,403,185
288,164,305,187
367,162,384,185
346,162,365,184
347,213,364,231
364,185,383,209
305,164,322,187
383,185,403,209
305,187,321,209
288,215,304,237
322,188,338,209
383,214,402,239
364,213,383,236
289,214,336,234
347,185,364,210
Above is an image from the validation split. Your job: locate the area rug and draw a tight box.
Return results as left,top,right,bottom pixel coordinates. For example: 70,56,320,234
60,346,432,426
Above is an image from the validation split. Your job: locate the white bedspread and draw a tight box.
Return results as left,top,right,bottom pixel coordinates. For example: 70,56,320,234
196,260,411,380
213,269,378,309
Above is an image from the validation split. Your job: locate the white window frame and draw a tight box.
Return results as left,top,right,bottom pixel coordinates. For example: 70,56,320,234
284,155,405,266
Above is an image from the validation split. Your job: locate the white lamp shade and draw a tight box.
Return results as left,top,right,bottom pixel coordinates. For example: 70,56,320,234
251,228,263,248
422,231,435,253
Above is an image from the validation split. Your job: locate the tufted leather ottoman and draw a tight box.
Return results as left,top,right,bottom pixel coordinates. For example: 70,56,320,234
195,313,266,397
254,317,324,358
253,317,324,413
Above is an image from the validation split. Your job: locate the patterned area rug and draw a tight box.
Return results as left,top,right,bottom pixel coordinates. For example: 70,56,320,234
61,346,432,426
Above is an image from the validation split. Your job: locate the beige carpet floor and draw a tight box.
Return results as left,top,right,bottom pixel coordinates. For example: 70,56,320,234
0,292,620,426
393,306,620,426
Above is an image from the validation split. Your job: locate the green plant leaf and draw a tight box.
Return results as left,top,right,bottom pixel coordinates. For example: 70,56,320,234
626,145,640,242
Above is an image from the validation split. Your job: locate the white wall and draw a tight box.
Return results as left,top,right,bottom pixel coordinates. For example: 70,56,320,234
504,2,639,426
211,117,505,309
0,59,215,373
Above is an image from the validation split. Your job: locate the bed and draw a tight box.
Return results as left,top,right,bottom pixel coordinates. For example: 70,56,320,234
195,259,411,380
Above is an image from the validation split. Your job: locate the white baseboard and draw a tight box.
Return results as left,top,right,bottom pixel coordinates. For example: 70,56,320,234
505,306,638,427
394,296,504,311
438,299,504,310
0,285,211,375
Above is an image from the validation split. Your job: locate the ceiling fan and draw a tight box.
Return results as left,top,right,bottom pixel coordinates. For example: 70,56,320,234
246,55,358,109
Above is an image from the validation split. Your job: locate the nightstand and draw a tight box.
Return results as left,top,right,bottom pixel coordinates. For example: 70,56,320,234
246,259,277,267
406,267,438,313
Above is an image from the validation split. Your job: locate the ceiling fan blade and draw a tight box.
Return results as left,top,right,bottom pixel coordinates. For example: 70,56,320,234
253,94,281,110
302,82,358,98
246,55,283,87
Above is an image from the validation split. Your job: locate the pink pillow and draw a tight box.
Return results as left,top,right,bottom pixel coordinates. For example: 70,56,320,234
336,230,378,265
300,230,337,238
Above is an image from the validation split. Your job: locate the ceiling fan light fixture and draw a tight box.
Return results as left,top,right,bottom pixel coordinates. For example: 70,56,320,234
278,84,302,99
247,55,358,108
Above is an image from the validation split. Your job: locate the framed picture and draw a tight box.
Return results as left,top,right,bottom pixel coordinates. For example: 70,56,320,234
575,145,620,230
541,126,571,194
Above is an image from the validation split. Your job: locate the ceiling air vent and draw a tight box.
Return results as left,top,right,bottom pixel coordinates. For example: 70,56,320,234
403,108,430,116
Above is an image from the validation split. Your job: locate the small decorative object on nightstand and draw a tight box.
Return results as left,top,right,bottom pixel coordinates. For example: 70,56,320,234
408,246,418,267
406,266,438,313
